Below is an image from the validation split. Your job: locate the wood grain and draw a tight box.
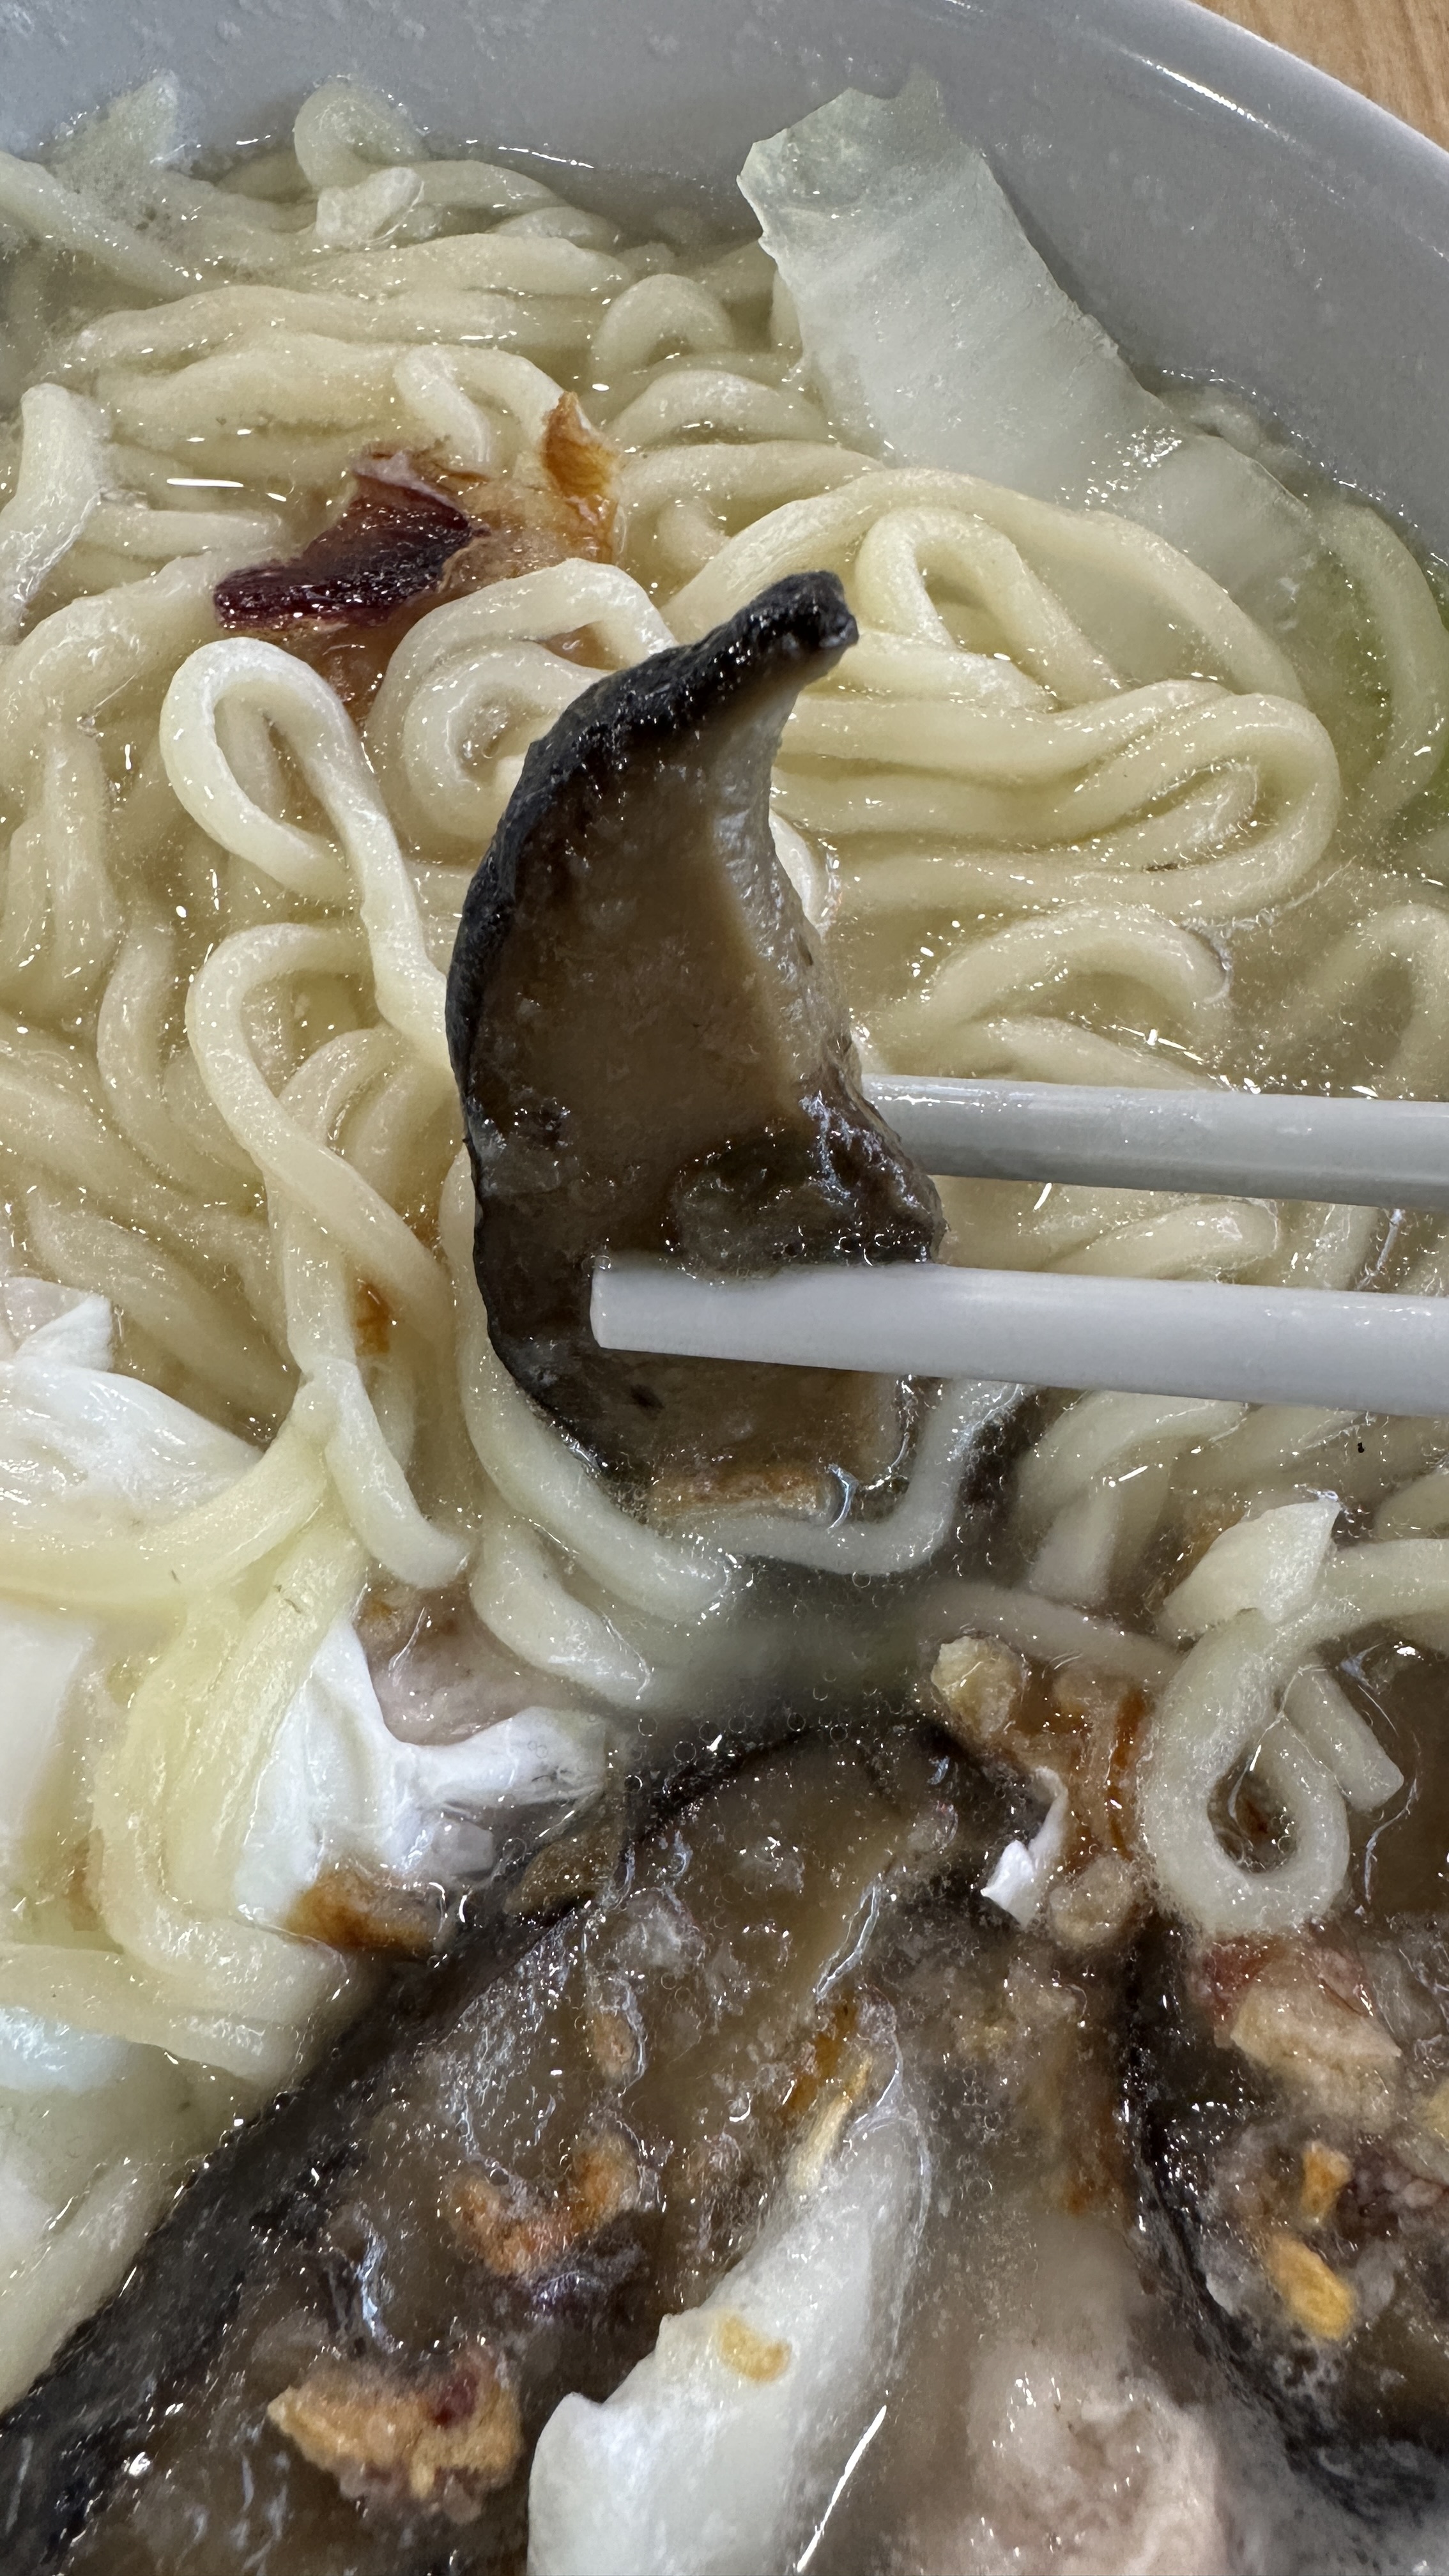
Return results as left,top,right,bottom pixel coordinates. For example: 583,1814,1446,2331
1193,0,1449,151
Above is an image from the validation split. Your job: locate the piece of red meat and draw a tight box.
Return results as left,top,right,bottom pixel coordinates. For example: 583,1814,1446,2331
214,471,474,631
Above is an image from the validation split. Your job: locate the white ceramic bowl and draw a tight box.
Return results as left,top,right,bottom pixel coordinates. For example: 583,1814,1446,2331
3,0,1448,549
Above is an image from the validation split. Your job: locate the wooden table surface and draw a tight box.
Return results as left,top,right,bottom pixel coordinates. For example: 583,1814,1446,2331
1195,0,1449,151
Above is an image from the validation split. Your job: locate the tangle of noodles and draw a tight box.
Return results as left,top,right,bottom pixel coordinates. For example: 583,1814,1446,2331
3,72,1449,2384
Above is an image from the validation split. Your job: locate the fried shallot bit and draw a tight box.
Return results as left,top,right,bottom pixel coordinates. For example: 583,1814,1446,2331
714,2312,791,2382
583,1983,645,2085
1045,1849,1142,1952
780,1993,866,2127
931,1637,1149,1848
931,1637,1149,1946
1300,2140,1354,2227
266,2340,521,2522
1223,1940,1402,2127
931,1634,1029,1752
447,569,943,1486
1261,2230,1358,2343
786,2057,875,2196
214,468,474,631
540,390,618,550
950,1953,1128,2218
429,395,617,590
451,2132,643,2281
288,1860,443,1957
1128,1919,1449,2483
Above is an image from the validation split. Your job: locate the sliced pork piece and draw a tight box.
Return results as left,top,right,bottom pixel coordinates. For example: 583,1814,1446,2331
908,2218,1232,2576
213,466,475,631
446,570,943,1496
212,398,617,712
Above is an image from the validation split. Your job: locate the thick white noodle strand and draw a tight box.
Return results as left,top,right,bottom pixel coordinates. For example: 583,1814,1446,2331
0,385,107,645
1138,1613,1349,1936
185,921,451,1335
162,638,451,1069
441,1153,732,1627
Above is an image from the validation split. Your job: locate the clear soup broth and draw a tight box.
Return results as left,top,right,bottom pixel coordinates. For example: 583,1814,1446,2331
1,68,1449,2576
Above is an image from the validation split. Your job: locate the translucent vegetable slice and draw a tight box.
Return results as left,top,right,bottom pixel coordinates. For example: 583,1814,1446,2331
740,76,1321,629
526,2090,926,2576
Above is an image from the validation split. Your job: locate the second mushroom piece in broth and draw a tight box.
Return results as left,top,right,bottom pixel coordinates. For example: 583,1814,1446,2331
37,1733,955,2575
445,571,944,1511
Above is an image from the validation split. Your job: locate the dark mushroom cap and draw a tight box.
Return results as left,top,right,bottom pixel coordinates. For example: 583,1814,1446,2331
1126,1920,1449,2515
447,570,943,1491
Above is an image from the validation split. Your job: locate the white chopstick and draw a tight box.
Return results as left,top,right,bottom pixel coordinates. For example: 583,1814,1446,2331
588,1082,1449,1416
591,1259,1449,1416
863,1076,1449,1209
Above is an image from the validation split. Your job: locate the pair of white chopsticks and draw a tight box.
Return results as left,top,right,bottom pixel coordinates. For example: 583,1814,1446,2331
590,1078,1449,1415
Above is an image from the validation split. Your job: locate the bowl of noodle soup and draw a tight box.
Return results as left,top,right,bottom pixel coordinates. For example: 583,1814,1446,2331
3,3,1449,2570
